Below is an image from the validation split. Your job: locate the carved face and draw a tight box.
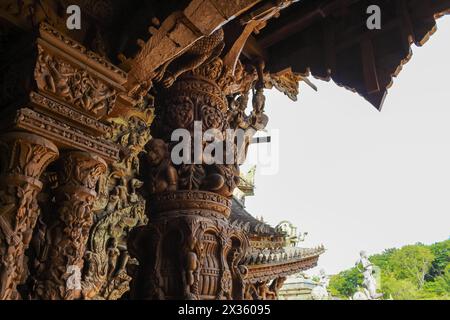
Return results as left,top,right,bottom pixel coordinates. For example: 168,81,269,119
146,139,167,166
237,94,248,111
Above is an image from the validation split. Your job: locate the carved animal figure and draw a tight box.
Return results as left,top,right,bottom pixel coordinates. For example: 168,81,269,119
269,276,287,298
155,29,225,88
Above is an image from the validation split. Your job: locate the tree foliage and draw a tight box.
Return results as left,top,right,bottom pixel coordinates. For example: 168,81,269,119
329,267,362,297
328,239,450,300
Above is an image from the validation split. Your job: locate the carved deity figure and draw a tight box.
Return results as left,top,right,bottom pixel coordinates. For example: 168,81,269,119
129,178,143,203
106,188,120,212
146,139,178,193
228,93,250,130
183,240,199,300
249,87,269,130
107,238,121,279
116,177,129,208
42,55,74,99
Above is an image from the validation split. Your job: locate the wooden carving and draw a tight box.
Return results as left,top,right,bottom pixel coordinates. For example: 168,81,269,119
81,109,152,300
128,190,249,300
33,151,106,300
0,132,58,300
35,44,117,118
0,0,348,301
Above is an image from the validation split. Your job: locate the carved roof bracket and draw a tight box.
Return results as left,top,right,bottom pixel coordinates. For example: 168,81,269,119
124,0,263,100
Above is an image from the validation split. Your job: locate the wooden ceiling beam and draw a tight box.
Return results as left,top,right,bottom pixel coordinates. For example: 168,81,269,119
242,34,268,60
360,36,380,94
258,0,358,49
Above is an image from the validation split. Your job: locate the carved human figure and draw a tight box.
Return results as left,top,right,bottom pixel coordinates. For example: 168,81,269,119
43,56,73,99
146,139,178,193
184,239,199,300
116,177,129,208
256,281,276,300
354,251,383,300
311,269,330,300
106,188,120,212
107,238,121,279
115,248,130,276
228,93,250,130
249,87,269,130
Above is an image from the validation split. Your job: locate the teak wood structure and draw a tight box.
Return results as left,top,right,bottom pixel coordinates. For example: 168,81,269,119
0,0,448,300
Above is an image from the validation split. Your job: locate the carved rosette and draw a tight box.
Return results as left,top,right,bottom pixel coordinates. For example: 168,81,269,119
35,151,106,300
0,132,58,300
128,190,248,300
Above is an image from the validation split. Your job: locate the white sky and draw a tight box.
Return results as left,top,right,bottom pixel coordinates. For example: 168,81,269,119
242,18,450,274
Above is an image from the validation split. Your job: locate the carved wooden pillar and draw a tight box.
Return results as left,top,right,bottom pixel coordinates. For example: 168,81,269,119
0,131,58,300
34,151,106,300
128,71,252,300
0,22,126,299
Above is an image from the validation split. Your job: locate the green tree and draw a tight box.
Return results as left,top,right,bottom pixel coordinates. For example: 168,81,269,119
426,240,450,280
380,274,419,300
389,245,435,289
329,267,362,298
422,264,450,299
370,248,396,271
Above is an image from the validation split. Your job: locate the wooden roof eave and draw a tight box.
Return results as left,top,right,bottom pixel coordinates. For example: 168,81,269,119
256,0,450,110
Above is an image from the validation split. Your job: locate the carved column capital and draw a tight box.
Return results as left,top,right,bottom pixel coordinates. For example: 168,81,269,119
56,151,107,199
0,131,58,300
0,131,59,188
